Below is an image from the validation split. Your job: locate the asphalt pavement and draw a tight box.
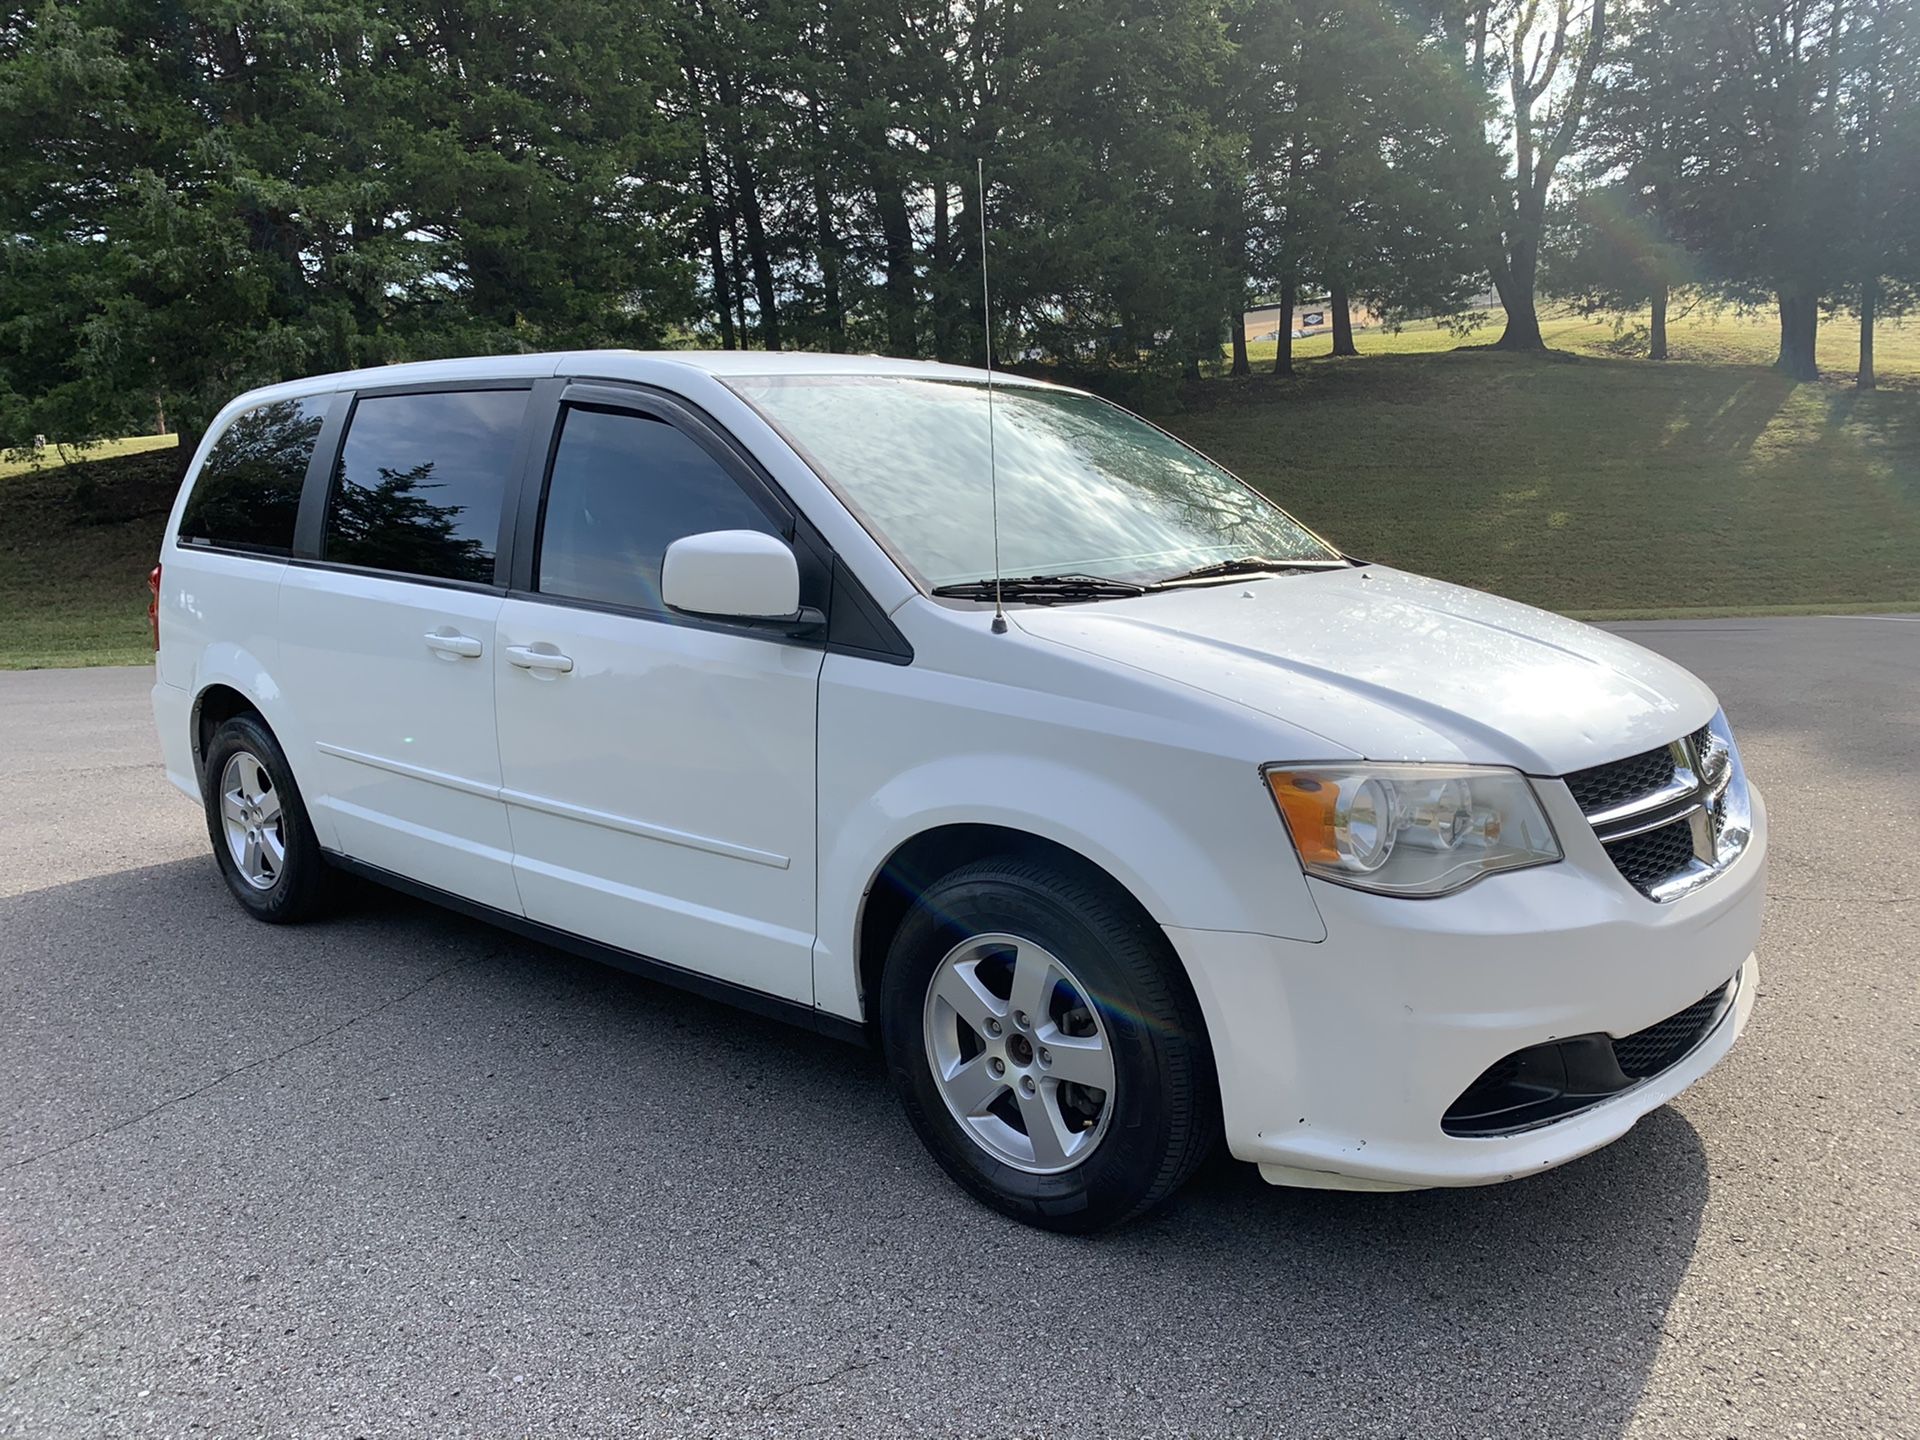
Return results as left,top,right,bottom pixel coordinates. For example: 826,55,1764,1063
1,616,1915,1438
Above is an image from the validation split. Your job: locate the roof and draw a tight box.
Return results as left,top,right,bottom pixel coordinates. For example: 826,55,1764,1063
240,349,1059,404
599,349,1021,381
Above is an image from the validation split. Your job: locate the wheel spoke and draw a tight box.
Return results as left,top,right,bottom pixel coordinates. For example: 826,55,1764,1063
221,788,247,825
241,832,264,880
259,826,286,876
941,1055,1006,1117
1006,944,1057,1027
930,961,1004,1033
922,932,1116,1176
1017,1086,1073,1170
1039,1029,1112,1090
253,786,282,824
236,754,267,802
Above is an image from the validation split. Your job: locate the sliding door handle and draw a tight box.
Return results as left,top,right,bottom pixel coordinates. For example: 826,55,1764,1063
504,644,574,674
424,631,484,659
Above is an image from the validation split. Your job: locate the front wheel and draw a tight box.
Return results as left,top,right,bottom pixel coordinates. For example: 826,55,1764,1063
879,857,1219,1232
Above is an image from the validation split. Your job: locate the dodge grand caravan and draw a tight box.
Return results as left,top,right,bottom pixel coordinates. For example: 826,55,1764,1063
151,351,1765,1231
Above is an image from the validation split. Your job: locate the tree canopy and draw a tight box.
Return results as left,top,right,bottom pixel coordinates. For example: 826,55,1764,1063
2,0,1914,450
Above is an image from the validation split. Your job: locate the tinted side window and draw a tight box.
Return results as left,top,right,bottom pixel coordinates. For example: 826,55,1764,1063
322,389,527,583
177,397,326,555
536,407,782,611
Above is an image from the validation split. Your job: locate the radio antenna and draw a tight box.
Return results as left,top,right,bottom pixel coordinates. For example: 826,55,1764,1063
978,157,1007,634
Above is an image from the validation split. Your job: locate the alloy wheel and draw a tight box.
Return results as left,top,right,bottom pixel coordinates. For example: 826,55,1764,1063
219,750,285,891
921,932,1116,1174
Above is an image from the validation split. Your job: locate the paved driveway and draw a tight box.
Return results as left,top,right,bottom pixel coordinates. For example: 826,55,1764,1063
2,616,1915,1438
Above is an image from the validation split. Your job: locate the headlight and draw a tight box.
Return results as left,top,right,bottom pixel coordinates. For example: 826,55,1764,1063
1263,763,1561,897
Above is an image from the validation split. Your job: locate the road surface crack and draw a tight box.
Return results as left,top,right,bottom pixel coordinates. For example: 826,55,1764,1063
760,1352,897,1411
4,957,472,1173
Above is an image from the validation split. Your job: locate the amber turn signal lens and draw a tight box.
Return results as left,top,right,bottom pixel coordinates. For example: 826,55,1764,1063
1265,771,1341,866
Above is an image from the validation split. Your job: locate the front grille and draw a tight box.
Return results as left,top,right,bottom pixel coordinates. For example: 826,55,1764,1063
1565,746,1675,814
1607,816,1698,891
1692,724,1727,781
1560,718,1747,901
1442,979,1735,1136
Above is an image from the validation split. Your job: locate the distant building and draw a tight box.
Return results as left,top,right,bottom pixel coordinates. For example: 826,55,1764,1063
1242,296,1374,342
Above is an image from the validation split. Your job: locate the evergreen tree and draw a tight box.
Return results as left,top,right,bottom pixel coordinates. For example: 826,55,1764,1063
0,1,698,452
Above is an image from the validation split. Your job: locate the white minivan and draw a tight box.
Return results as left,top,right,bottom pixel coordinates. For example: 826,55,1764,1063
151,351,1765,1231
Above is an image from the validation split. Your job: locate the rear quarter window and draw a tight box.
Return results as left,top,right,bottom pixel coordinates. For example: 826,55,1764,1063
177,396,327,556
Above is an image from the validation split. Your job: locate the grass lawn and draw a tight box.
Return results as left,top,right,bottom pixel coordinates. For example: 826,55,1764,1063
0,431,177,479
0,442,182,668
1230,303,1920,376
1174,307,1920,618
2,307,1916,668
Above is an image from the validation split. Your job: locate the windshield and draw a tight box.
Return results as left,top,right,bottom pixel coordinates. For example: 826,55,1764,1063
727,375,1339,588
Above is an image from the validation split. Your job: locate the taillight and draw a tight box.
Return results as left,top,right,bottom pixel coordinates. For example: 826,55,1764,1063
147,563,162,651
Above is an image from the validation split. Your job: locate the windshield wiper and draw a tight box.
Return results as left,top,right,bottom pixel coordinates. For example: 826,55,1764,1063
1148,556,1354,588
931,573,1148,604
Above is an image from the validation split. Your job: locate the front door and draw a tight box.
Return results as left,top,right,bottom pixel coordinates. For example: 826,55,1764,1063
493,391,823,1002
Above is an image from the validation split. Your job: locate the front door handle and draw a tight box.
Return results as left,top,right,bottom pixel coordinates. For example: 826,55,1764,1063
424,630,484,659
504,644,574,674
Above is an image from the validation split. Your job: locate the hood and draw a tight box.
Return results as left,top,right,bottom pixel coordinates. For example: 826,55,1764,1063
1011,566,1717,775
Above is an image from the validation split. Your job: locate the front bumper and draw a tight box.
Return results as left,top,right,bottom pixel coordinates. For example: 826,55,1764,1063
1171,780,1767,1191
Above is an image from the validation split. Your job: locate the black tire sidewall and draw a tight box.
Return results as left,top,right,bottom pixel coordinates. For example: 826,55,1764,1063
201,715,326,922
879,862,1211,1232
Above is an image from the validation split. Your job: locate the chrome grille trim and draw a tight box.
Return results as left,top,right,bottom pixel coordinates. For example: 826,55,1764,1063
1565,712,1752,901
1582,766,1698,829
1588,752,1734,843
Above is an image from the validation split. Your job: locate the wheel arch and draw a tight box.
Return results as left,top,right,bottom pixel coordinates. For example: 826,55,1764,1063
185,645,311,808
191,682,268,782
818,750,1326,1028
854,823,1176,1035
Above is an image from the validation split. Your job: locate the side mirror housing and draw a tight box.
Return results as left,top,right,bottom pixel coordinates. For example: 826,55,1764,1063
662,530,818,629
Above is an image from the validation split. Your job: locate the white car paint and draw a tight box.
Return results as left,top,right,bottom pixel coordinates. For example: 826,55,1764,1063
1014,564,1720,773
152,348,1765,1195
277,566,519,911
660,530,804,619
493,593,824,1003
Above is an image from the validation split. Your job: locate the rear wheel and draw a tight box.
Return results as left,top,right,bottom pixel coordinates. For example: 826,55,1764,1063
201,714,334,923
879,857,1218,1232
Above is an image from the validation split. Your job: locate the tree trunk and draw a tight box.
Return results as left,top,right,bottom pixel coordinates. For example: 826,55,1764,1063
1220,174,1250,378
729,212,750,346
813,171,844,351
1649,283,1669,360
714,67,779,351
1492,296,1544,349
876,182,917,357
1491,245,1546,349
956,181,982,355
1775,291,1819,381
932,180,956,361
1272,281,1297,376
1858,279,1877,390
1329,278,1358,356
694,131,736,350
172,425,204,482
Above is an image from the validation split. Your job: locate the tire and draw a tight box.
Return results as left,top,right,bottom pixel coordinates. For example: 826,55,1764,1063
879,856,1219,1233
201,713,335,923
